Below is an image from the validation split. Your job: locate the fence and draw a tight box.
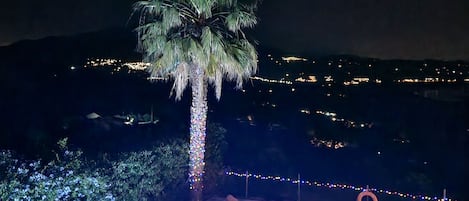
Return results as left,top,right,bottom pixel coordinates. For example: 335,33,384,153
224,171,453,201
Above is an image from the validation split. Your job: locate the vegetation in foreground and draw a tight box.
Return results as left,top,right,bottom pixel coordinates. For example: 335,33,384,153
0,124,227,201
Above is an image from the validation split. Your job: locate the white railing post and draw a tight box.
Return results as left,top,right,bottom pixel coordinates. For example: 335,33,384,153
297,173,301,201
443,188,447,201
245,171,249,198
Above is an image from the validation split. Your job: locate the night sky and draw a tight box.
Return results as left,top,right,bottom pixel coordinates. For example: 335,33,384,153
1,0,468,60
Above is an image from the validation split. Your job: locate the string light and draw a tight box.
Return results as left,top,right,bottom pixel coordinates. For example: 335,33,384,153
188,67,208,192
225,171,454,201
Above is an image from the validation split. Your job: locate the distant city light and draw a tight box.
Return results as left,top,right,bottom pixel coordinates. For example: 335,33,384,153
250,76,293,85
314,110,373,129
397,78,457,83
311,137,348,149
147,77,167,81
84,58,120,67
295,75,318,83
299,109,311,114
353,77,369,82
81,57,467,88
281,56,308,62
124,62,151,70
324,76,334,82
316,110,337,117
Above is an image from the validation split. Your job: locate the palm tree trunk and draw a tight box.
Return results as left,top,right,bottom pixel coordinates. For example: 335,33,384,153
189,65,208,201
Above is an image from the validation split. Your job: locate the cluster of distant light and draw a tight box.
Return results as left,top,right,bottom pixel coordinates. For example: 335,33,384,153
123,62,165,80
82,58,169,79
266,54,469,85
300,110,373,129
225,171,453,201
123,62,151,70
310,137,348,149
289,75,468,86
84,58,121,68
396,78,461,83
273,55,467,77
84,58,153,71
433,66,466,76
260,101,277,108
267,54,309,65
147,76,168,81
83,58,131,74
343,77,383,85
295,76,318,83
250,76,293,85
82,57,469,85
281,56,308,62
295,75,333,83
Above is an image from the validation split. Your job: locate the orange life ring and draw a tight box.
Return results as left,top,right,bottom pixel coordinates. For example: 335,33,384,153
357,191,378,201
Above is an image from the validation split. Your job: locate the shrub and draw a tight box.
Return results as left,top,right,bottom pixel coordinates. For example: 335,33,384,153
0,138,114,201
0,122,227,201
108,140,188,201
0,138,190,201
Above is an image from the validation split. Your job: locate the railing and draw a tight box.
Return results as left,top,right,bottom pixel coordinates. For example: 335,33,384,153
225,171,454,201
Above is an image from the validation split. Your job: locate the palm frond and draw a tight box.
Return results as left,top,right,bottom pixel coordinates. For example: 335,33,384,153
171,62,190,100
134,0,259,100
226,8,257,33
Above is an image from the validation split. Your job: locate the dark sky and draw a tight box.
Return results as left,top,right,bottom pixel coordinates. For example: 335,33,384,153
1,0,468,60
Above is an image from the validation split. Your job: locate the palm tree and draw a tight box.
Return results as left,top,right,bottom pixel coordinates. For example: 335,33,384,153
133,0,259,200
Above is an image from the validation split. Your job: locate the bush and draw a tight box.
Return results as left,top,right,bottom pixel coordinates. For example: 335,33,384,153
0,138,190,201
0,123,227,201
204,123,228,194
0,138,114,201
108,140,188,201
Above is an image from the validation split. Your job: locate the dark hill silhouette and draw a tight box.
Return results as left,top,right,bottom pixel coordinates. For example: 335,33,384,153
0,27,139,68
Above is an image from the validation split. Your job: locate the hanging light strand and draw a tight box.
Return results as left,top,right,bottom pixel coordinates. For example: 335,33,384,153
225,171,454,201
